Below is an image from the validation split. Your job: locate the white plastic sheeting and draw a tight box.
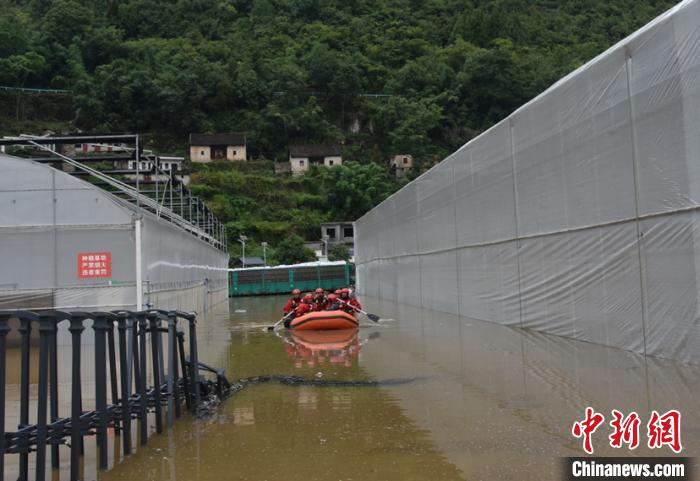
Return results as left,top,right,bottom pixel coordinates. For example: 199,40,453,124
0,154,229,311
356,0,700,364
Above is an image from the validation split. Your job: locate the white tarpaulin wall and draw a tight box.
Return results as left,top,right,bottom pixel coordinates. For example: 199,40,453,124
0,154,229,312
355,0,700,364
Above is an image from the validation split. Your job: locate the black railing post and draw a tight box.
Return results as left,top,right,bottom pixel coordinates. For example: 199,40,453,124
124,313,136,400
114,312,132,455
107,321,120,435
129,314,140,396
67,313,89,481
39,311,71,472
166,312,177,428
17,311,37,481
177,331,190,411
91,312,114,470
136,313,149,445
186,313,200,411
35,314,54,481
49,319,60,469
0,312,13,481
148,313,165,434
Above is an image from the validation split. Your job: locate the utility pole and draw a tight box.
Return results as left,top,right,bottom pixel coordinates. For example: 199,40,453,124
322,235,329,261
239,236,247,268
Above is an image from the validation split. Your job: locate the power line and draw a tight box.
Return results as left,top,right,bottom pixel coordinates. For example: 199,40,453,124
273,91,395,98
0,85,72,94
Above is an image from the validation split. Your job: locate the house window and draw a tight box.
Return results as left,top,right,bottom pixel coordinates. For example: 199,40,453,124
326,228,336,238
343,227,354,238
300,160,305,166
233,150,237,155
403,157,409,164
329,160,334,166
201,150,205,156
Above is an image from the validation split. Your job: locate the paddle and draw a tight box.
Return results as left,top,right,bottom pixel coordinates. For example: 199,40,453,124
266,310,295,332
337,299,380,322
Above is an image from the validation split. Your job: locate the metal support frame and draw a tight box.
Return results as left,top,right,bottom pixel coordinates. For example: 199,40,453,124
2,134,227,252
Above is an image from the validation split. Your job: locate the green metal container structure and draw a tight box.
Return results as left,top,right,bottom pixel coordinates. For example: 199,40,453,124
229,262,354,296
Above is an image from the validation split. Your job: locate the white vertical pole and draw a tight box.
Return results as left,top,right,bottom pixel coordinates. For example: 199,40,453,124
135,136,140,208
135,216,143,310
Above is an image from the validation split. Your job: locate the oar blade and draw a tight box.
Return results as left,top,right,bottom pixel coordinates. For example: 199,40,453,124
367,313,380,322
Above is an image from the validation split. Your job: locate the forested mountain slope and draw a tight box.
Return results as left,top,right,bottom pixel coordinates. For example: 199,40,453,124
0,0,678,261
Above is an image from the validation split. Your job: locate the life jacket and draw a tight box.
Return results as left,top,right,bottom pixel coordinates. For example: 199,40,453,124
295,302,313,316
283,297,301,314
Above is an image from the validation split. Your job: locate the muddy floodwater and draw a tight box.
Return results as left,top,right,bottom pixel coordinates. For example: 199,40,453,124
7,295,700,480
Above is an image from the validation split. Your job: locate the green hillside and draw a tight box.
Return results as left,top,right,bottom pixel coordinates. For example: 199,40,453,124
0,0,678,261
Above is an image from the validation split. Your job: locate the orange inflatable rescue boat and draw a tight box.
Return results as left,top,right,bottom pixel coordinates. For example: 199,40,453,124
289,310,359,330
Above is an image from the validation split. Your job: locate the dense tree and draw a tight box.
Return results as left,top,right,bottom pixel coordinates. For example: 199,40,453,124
0,0,679,258
0,0,677,160
328,244,351,262
273,234,317,265
318,162,396,221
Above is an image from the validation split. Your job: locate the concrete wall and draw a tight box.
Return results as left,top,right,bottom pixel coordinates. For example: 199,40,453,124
190,145,211,162
226,145,246,160
324,156,342,167
290,156,309,175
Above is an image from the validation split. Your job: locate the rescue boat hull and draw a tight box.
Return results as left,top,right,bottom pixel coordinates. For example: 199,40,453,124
289,310,359,330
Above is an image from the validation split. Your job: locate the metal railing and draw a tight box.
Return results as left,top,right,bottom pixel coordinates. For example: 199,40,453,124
0,309,229,481
0,135,228,252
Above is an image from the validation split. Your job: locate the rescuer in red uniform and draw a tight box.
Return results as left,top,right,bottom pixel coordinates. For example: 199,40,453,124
325,293,341,310
283,288,302,315
313,287,327,311
296,294,315,316
339,287,362,314
285,293,314,328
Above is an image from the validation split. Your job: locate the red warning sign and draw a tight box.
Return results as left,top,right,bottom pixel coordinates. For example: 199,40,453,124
78,252,112,279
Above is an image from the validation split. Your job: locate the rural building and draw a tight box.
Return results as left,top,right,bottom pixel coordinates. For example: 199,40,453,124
127,155,183,174
75,142,128,154
321,222,354,245
304,241,324,259
190,133,247,162
390,154,413,178
238,256,266,268
289,144,342,175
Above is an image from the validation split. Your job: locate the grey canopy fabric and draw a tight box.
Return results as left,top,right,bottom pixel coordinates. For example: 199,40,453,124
355,0,700,364
0,154,229,311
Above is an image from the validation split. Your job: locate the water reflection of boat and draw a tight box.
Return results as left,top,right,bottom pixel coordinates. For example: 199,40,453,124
283,329,363,368
289,310,359,330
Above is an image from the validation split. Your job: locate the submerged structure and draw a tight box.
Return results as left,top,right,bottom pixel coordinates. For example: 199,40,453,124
0,135,229,313
355,0,700,364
